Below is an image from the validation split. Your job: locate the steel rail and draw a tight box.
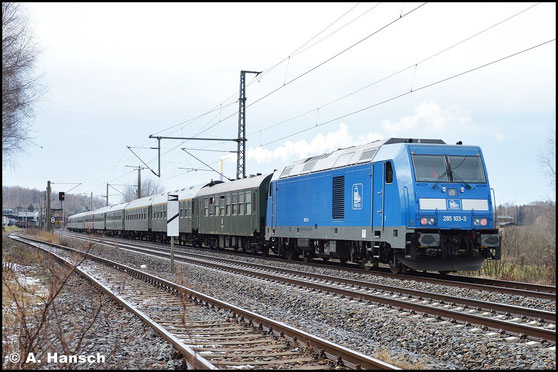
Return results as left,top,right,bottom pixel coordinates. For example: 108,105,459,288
56,233,556,342
12,235,398,370
8,235,216,370
63,232,556,322
64,231,556,300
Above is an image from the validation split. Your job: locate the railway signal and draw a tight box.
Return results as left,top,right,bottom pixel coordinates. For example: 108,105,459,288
59,192,65,201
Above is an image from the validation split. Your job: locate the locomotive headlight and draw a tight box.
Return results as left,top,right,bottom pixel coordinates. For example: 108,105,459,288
441,186,447,192
428,217,436,225
460,187,465,193
474,218,488,226
420,217,428,225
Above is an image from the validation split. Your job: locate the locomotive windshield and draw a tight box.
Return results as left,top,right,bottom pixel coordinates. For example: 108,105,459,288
413,155,486,183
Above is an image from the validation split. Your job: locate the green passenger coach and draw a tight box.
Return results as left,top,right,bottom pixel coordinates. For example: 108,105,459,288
194,174,272,254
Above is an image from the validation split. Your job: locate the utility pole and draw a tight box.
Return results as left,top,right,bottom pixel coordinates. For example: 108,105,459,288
106,183,109,206
145,69,260,180
237,70,261,180
39,191,43,230
138,167,141,199
46,181,51,232
124,165,146,199
90,192,93,211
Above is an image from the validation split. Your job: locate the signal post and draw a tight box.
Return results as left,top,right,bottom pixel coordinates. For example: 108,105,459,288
167,194,179,274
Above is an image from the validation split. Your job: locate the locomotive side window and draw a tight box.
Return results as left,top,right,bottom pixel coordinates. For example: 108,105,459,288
226,194,231,216
385,162,393,184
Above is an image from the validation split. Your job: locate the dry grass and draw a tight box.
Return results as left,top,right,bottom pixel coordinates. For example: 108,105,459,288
20,228,61,245
461,224,556,285
465,259,556,285
373,348,426,369
2,225,23,234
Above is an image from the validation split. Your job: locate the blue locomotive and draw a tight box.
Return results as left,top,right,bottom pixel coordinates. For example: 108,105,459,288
69,137,501,273
265,138,501,273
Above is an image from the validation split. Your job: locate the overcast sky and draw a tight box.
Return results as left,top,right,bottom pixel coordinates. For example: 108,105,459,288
3,2,556,205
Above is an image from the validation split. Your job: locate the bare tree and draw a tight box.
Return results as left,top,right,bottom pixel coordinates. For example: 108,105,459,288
121,177,164,202
538,125,556,195
2,2,42,167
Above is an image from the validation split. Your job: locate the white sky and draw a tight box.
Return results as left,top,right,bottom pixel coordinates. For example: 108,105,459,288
2,2,556,205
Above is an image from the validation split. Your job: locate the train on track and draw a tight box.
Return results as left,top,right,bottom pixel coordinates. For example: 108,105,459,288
68,137,501,273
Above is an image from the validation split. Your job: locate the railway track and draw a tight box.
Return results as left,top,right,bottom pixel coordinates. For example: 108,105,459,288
9,234,398,370
64,231,555,300
59,232,556,343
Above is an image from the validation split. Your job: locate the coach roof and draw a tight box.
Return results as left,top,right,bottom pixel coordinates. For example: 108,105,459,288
196,174,272,197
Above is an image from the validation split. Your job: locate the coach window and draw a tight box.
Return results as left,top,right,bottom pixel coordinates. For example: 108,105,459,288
219,196,225,216
226,194,231,216
232,193,238,215
386,161,393,184
209,197,215,216
239,192,245,215
245,192,251,215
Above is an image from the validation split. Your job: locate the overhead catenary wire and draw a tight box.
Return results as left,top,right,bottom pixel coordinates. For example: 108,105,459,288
81,3,544,197
186,3,427,140
290,2,381,59
261,38,555,147
95,3,387,190
246,2,542,137
148,4,365,141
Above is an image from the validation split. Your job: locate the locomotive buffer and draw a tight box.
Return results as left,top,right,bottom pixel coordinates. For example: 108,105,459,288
167,194,179,273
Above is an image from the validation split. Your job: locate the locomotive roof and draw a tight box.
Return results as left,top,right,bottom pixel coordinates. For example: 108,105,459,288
196,173,272,197
273,137,445,180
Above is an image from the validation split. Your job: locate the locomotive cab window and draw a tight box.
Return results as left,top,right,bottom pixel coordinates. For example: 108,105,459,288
447,155,486,183
385,161,393,184
413,154,486,183
413,155,449,182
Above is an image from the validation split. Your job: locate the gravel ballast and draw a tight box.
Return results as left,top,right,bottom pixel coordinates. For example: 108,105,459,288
60,235,556,370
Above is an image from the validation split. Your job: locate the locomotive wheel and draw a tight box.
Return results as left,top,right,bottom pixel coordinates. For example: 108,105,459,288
438,271,450,275
339,257,348,264
322,257,329,262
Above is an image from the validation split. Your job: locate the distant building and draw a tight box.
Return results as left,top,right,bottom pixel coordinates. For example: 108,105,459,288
2,208,18,218
496,215,515,228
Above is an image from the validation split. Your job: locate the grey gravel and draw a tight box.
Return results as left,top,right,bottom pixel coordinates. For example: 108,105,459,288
62,235,556,370
4,238,187,370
